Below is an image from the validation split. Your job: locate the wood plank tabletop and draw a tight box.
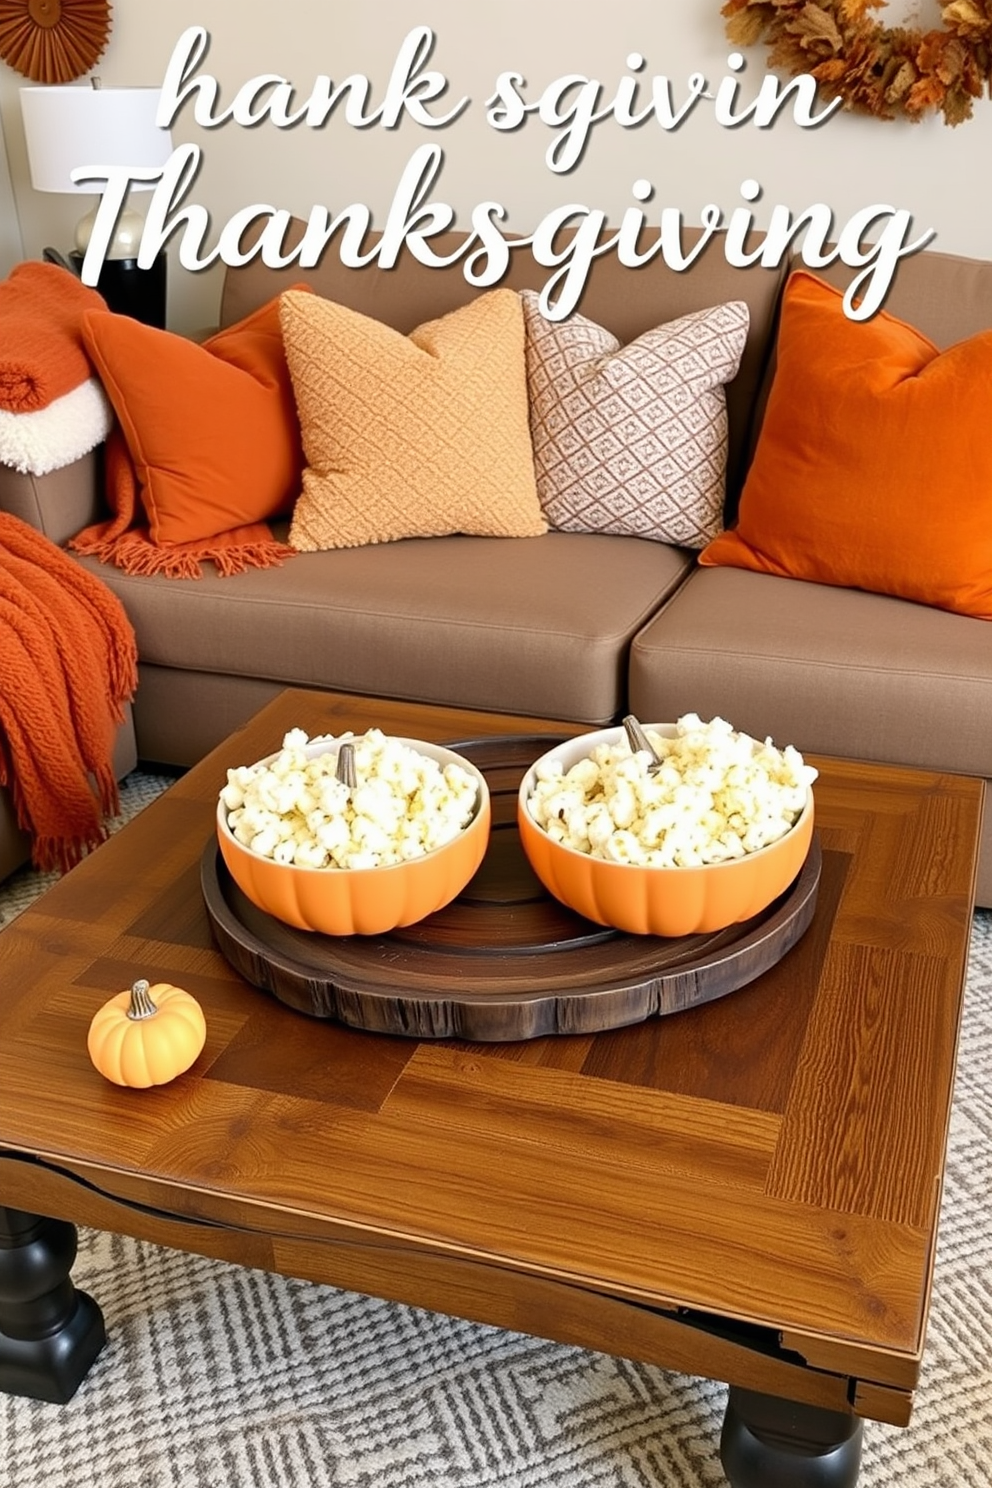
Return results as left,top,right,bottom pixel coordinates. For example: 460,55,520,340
0,688,982,1416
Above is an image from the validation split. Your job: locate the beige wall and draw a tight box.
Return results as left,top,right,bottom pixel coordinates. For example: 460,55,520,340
0,97,23,275
0,0,986,332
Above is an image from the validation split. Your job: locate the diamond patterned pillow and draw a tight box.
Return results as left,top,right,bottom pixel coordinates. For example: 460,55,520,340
522,291,749,549
280,288,546,552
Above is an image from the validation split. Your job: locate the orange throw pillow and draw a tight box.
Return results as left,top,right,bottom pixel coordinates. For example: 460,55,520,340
82,292,308,546
699,271,992,620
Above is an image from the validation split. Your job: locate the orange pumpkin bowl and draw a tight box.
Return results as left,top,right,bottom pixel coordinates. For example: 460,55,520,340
517,726,814,937
217,738,490,936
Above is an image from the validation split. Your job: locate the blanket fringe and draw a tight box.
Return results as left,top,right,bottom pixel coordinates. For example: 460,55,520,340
0,745,120,874
94,760,120,819
71,530,294,579
30,825,110,875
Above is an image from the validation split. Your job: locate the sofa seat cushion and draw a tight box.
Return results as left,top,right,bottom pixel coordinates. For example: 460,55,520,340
629,565,992,779
75,532,694,727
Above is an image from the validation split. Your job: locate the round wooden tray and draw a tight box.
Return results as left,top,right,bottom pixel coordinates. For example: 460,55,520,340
201,735,821,1042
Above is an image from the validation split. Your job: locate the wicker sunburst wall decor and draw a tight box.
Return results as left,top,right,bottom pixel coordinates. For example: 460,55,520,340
0,0,112,85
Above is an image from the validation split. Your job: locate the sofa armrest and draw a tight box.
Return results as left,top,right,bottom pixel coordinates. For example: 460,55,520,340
0,449,105,546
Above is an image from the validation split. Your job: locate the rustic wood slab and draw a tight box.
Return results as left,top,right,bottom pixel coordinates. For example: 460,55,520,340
202,735,822,1041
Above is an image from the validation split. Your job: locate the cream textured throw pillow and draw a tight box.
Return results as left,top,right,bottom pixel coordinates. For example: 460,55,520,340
522,290,749,549
280,288,546,551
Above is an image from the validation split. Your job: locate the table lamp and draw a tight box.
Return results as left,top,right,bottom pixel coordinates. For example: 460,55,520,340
20,82,174,326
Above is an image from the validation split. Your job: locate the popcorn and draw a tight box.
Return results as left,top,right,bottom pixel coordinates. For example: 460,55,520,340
526,714,817,867
221,728,479,870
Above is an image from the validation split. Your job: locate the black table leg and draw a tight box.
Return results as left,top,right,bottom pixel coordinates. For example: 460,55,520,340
0,1206,105,1402
721,1386,864,1487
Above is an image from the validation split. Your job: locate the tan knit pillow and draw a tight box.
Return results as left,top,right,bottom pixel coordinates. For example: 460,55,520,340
522,290,749,549
280,288,546,551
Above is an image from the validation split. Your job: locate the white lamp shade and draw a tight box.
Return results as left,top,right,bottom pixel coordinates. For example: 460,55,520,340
20,86,173,195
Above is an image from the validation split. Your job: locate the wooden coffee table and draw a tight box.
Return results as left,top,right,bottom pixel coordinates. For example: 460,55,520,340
0,689,982,1487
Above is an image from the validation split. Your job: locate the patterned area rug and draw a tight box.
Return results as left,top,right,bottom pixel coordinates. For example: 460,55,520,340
1,773,990,1488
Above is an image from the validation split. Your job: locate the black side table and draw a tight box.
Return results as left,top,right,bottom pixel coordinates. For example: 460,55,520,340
66,250,167,328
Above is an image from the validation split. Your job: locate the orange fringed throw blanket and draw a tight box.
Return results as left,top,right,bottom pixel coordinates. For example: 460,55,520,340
69,427,293,579
0,262,107,412
0,513,138,872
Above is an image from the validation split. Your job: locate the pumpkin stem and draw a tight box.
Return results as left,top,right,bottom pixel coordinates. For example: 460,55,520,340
127,979,158,1021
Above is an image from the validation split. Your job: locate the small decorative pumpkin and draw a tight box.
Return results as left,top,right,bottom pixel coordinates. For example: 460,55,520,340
87,979,206,1088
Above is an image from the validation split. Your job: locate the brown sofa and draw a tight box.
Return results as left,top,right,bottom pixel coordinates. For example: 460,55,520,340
2,225,990,901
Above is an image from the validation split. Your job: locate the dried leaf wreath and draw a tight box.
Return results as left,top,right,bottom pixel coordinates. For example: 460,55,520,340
722,0,992,125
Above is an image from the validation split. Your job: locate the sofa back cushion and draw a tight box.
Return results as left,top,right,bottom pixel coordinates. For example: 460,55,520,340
219,221,788,513
795,244,992,349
